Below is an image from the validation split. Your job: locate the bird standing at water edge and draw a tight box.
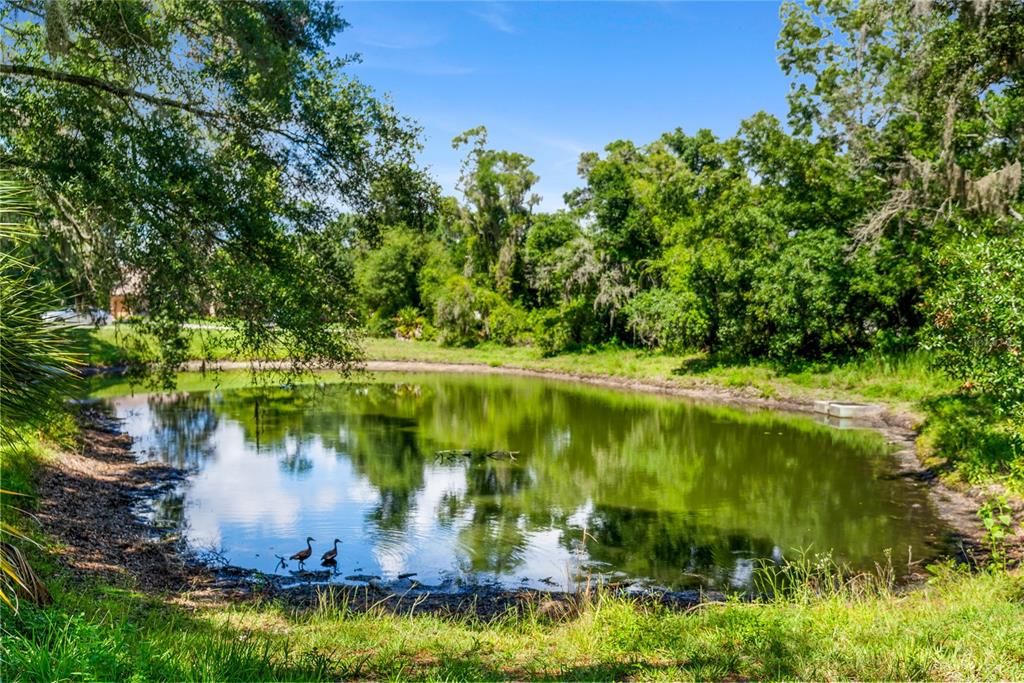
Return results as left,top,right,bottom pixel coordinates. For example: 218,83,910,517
290,536,315,566
321,538,341,564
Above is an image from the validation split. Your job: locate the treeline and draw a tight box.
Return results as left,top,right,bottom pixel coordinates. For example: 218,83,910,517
350,1,1023,402
2,0,1021,409
355,121,917,361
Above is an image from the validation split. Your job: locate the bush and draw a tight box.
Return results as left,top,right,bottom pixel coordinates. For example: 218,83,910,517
922,236,1024,408
358,228,456,335
534,308,573,356
531,298,606,356
392,306,428,340
434,277,494,346
417,240,458,318
746,229,855,361
623,287,707,352
487,302,534,346
0,179,77,444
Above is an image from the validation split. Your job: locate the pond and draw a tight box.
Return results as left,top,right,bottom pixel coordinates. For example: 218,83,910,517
97,371,951,592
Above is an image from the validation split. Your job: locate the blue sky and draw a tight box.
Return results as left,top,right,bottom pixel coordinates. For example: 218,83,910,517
334,1,790,210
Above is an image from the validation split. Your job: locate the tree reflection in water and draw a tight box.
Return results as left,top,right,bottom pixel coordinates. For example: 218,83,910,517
107,373,953,590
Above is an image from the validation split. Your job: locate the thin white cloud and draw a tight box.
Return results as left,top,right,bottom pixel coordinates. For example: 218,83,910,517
472,2,516,34
534,134,588,158
355,28,447,51
358,56,477,77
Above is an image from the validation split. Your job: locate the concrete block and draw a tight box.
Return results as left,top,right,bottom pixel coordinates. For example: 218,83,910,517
826,402,882,419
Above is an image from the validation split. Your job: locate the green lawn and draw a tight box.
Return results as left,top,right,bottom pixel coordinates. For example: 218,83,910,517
3,520,1023,681
2,546,1023,680
364,338,952,410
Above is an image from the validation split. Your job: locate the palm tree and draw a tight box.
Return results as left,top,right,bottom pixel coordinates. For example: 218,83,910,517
0,177,75,609
1,178,78,442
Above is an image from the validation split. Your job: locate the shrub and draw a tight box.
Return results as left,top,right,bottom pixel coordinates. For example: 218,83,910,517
623,287,708,352
534,308,573,356
417,240,458,319
746,229,855,361
487,302,534,346
922,236,1024,408
434,277,495,346
392,306,427,340
0,179,77,443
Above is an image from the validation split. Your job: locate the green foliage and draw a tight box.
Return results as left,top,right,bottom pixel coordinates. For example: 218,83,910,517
923,236,1024,407
978,495,1019,568
2,560,1023,681
1,0,431,377
624,287,707,353
920,394,1024,491
433,276,491,346
486,302,534,346
0,179,76,443
452,126,539,296
357,227,431,334
532,298,607,356
392,306,428,341
533,307,574,357
746,229,856,361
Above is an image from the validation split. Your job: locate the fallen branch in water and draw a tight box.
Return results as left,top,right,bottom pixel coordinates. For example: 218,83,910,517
434,449,520,464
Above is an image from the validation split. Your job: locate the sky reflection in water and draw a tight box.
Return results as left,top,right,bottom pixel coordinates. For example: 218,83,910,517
104,372,950,591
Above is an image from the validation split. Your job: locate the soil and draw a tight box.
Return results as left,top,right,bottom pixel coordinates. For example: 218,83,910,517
36,407,198,594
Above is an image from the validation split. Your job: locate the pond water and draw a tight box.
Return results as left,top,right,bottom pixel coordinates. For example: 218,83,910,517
98,372,951,592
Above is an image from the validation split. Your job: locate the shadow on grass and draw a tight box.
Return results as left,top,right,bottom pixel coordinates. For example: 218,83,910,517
669,353,813,378
1,590,338,681
67,326,136,368
671,355,725,376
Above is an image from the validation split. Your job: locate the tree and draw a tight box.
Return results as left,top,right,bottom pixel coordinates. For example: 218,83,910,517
356,225,441,334
779,0,1024,384
923,236,1024,407
1,0,431,378
452,126,540,298
778,0,1024,243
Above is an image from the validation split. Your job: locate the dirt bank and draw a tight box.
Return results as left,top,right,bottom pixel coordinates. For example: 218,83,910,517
36,408,200,594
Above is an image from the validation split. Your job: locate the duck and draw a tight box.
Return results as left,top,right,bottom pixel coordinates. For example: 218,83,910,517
289,536,315,565
321,538,341,564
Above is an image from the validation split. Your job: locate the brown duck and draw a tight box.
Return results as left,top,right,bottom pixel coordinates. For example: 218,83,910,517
289,536,315,565
321,538,342,564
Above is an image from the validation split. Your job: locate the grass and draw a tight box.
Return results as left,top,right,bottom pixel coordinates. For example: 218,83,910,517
363,338,953,410
3,329,1022,680
2,543,1023,681
80,324,953,410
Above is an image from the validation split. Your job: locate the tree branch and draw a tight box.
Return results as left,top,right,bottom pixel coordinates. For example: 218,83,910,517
0,63,224,121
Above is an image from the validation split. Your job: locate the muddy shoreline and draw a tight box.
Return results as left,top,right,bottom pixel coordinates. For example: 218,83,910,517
53,361,994,614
